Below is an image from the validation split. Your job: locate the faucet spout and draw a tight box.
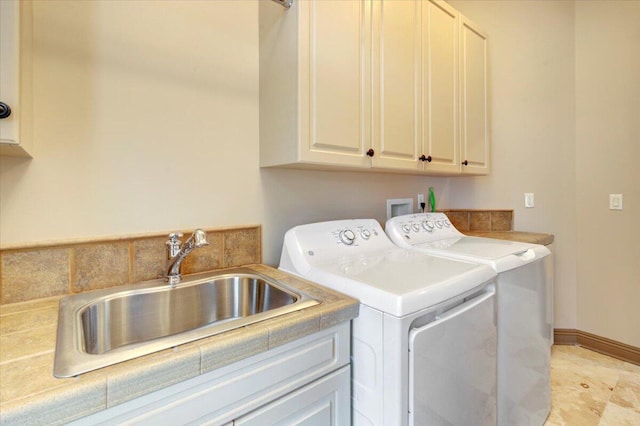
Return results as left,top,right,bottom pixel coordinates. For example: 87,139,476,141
165,229,210,286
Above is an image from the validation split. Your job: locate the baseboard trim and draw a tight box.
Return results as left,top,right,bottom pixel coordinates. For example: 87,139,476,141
554,328,578,345
554,328,640,366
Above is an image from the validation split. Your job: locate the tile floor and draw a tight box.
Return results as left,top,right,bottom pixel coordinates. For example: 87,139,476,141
545,345,640,425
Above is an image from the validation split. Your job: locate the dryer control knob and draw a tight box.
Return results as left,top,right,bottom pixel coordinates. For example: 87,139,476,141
411,223,421,232
360,229,371,240
423,221,435,232
339,229,356,245
401,224,411,233
444,220,451,227
435,220,443,229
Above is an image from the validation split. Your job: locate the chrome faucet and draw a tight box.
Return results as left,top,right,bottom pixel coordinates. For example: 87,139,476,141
165,229,210,286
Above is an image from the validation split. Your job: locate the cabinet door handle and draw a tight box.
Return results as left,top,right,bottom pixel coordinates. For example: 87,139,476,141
419,155,432,163
366,149,375,157
0,102,11,119
462,160,469,166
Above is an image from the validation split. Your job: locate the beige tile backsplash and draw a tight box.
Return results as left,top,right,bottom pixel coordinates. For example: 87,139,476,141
224,229,262,267
0,248,71,303
181,232,223,276
441,210,513,232
490,211,513,231
0,226,261,305
470,211,492,231
72,242,130,293
132,237,168,283
445,211,472,231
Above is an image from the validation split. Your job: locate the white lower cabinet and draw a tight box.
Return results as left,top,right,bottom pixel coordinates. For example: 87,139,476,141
234,366,350,426
69,323,350,426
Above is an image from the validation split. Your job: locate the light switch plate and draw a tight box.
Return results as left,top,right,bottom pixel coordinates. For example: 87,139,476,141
609,194,623,210
524,193,535,208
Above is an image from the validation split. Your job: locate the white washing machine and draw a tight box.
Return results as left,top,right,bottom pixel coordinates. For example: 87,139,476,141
279,219,498,426
385,213,552,426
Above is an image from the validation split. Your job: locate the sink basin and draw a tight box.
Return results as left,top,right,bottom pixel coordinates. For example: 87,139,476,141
54,268,319,378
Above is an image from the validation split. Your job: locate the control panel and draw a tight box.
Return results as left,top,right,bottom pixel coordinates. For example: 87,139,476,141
330,222,384,248
385,213,463,248
280,219,403,275
281,219,400,269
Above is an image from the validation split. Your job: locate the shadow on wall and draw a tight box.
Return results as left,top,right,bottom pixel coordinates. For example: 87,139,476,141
259,167,450,265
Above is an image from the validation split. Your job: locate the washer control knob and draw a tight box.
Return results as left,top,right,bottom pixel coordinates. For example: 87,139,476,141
411,223,421,232
423,221,435,232
360,229,371,240
401,224,411,233
444,220,451,227
435,220,443,229
340,229,356,245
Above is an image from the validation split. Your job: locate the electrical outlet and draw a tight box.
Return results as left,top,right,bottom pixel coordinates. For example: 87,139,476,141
417,194,425,205
524,193,535,208
609,194,623,210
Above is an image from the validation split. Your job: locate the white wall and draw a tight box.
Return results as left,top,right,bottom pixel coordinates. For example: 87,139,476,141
0,0,448,266
448,0,577,329
0,1,262,241
574,0,640,347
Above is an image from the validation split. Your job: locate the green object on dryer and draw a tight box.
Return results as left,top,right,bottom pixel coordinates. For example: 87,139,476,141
428,187,436,212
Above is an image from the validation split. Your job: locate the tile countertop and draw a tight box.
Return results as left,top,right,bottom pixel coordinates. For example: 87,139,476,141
0,264,359,426
464,231,555,246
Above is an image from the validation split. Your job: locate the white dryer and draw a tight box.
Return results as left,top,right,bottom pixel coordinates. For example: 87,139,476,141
280,219,498,426
385,213,552,426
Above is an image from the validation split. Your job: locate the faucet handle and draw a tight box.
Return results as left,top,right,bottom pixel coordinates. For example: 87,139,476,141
166,232,183,257
167,232,183,242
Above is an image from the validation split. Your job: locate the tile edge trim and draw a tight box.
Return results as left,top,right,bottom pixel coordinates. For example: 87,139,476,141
0,224,262,252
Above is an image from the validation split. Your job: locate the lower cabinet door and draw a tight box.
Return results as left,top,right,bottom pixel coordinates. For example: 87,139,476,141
234,366,351,426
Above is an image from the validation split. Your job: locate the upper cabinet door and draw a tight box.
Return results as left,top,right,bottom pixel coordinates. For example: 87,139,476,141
459,15,489,175
0,0,33,157
0,0,34,158
422,0,460,174
370,0,421,171
259,0,370,169
298,0,371,167
0,0,19,146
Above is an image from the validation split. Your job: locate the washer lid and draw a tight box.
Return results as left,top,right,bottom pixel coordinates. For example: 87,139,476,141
299,248,496,317
417,236,536,260
414,236,550,273
278,218,495,317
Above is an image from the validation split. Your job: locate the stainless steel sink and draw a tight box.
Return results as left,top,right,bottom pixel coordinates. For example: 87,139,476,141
54,268,319,378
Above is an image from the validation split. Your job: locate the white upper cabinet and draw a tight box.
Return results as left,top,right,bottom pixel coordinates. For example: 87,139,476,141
260,0,371,170
460,14,489,175
421,0,489,176
421,0,460,174
259,0,488,176
0,0,32,157
370,0,421,171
